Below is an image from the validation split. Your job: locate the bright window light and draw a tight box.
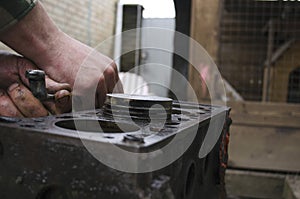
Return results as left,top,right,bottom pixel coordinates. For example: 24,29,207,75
119,0,176,18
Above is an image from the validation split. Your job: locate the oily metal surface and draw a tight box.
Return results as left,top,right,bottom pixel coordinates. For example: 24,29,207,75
106,94,173,109
0,95,231,199
104,94,173,121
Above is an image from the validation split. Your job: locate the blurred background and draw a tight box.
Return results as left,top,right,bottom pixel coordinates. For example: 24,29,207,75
1,0,299,198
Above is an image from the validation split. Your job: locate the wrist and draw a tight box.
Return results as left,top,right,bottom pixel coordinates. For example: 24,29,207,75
0,2,62,66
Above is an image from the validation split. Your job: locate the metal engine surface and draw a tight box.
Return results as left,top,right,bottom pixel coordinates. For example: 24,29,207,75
0,100,231,199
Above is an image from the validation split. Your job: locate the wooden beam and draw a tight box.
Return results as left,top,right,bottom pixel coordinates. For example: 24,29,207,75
226,170,285,199
227,101,300,172
228,101,300,128
226,170,300,199
262,20,275,102
267,39,295,66
229,125,300,172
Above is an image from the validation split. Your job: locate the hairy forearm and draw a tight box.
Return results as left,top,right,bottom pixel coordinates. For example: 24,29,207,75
0,2,63,66
0,1,92,84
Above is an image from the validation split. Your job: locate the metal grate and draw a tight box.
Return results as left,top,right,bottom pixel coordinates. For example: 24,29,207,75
218,0,300,103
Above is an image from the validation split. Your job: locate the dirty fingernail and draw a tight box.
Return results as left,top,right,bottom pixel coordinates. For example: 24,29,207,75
8,83,19,92
57,95,70,105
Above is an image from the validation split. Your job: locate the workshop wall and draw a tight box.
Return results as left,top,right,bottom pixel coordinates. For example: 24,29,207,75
189,0,300,103
0,0,118,57
218,1,300,102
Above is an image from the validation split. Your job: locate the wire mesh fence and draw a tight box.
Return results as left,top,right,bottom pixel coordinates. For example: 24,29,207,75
218,0,300,103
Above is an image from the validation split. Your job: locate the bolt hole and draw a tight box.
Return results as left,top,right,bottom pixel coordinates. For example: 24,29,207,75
178,117,189,122
164,125,177,129
56,116,74,119
80,114,93,118
165,121,180,125
33,118,45,123
20,124,36,128
103,136,114,139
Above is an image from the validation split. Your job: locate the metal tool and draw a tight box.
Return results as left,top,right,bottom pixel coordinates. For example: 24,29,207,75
25,70,54,101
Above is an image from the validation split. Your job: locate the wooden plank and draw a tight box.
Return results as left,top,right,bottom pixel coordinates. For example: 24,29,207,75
227,101,300,172
228,125,300,172
228,101,300,115
263,20,275,102
226,170,285,199
231,113,300,128
228,101,300,128
270,40,295,65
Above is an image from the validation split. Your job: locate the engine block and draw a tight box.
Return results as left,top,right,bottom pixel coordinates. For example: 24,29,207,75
0,94,231,199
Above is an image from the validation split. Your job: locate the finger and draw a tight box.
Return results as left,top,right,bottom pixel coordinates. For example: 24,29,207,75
55,90,72,114
110,62,124,93
96,76,108,108
103,66,117,94
45,76,72,93
0,89,23,117
7,83,48,117
42,101,57,115
103,63,124,94
114,78,124,93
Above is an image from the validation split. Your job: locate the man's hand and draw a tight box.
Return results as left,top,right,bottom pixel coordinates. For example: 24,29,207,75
37,34,124,107
0,51,72,117
0,2,123,108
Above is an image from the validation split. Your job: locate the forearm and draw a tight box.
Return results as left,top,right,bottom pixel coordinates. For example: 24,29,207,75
0,2,63,67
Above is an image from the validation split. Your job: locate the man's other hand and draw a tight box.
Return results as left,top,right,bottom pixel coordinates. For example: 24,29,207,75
0,51,72,117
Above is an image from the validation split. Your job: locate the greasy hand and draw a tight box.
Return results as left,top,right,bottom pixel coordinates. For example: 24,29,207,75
0,2,123,108
34,34,123,108
0,51,72,117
